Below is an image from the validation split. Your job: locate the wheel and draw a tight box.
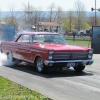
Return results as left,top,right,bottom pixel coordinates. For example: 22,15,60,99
35,57,47,73
7,52,18,66
74,64,85,72
0,49,2,54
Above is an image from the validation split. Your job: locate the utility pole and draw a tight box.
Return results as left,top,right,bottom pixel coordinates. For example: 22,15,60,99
26,1,32,27
95,0,96,25
91,0,100,26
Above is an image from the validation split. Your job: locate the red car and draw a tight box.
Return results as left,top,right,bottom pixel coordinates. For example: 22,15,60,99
0,32,94,73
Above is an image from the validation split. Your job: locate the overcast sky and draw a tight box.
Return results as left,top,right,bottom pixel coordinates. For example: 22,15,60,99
0,0,99,11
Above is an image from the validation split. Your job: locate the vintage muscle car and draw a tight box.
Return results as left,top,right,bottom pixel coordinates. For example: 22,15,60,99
0,32,94,73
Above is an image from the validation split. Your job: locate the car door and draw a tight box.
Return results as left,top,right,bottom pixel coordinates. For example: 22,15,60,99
16,34,33,62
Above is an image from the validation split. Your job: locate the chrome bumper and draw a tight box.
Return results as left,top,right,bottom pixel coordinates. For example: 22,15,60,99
44,59,94,66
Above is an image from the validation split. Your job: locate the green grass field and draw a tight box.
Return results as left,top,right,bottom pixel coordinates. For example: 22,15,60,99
66,39,91,47
0,76,52,100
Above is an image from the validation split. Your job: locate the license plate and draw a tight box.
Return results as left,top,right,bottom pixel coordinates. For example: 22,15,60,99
67,62,75,67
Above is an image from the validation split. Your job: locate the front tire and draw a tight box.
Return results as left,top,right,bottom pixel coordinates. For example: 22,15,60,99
35,57,47,73
74,64,85,72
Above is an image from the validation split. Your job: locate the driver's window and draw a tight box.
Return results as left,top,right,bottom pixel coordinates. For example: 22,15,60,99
17,35,31,43
17,35,23,42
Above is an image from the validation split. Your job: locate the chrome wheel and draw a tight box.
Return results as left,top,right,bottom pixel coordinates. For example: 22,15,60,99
35,57,47,73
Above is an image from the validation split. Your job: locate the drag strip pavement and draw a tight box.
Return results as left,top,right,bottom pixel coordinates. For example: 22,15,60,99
0,54,100,100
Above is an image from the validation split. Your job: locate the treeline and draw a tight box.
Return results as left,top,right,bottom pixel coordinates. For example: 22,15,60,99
0,0,100,32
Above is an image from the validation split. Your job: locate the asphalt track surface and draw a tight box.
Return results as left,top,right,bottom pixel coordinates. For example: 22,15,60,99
0,54,100,100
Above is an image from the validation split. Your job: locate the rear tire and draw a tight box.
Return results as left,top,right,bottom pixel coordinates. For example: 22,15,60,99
0,49,2,54
7,52,18,66
35,57,47,73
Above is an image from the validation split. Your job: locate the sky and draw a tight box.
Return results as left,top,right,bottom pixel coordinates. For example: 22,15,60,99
0,0,99,11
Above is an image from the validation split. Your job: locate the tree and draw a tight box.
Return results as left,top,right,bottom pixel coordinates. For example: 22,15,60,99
22,2,34,28
63,19,70,31
0,8,2,23
87,16,95,26
21,2,45,30
47,3,57,31
67,10,74,32
8,2,17,25
54,6,65,24
47,3,56,22
74,0,86,31
31,7,45,25
62,9,75,32
87,16,100,27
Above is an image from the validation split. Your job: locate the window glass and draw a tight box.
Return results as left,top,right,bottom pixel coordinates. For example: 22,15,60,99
31,34,67,44
17,35,23,42
17,35,31,43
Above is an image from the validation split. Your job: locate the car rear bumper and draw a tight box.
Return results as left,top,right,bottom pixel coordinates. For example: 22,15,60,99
44,59,94,66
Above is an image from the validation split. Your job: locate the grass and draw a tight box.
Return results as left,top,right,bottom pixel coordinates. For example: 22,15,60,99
0,76,52,100
66,39,91,47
